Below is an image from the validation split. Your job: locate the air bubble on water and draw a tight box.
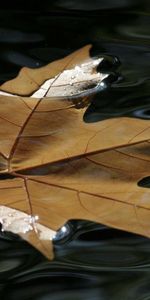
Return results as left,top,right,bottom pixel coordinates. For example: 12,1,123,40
53,224,71,242
100,82,105,86
50,232,57,241
62,226,67,233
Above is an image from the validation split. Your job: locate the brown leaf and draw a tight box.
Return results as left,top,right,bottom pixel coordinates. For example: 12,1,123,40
23,141,150,238
0,95,150,174
0,142,150,259
0,45,150,259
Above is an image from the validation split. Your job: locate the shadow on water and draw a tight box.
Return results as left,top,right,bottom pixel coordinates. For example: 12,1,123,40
0,0,150,299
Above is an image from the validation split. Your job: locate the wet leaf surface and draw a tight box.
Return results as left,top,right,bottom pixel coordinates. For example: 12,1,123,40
0,45,150,259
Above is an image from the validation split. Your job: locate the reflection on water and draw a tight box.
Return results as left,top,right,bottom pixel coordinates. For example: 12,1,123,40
0,0,150,299
1,223,150,299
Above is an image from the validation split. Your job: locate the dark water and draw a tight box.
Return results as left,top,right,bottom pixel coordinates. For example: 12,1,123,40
0,1,150,299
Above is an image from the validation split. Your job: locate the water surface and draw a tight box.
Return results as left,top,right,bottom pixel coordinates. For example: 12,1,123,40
0,1,150,299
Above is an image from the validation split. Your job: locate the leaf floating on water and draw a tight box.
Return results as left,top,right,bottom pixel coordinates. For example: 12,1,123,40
23,141,150,240
0,142,150,259
0,206,56,259
0,45,149,259
32,57,107,98
0,45,107,98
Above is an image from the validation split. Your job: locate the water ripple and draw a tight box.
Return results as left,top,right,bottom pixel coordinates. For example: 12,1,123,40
0,1,150,299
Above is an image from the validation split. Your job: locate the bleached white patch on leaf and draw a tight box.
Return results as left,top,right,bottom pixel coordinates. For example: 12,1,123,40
0,206,56,240
0,58,108,98
32,58,108,98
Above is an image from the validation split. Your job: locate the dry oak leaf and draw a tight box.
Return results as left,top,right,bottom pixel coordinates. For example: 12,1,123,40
0,142,150,260
0,45,149,259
